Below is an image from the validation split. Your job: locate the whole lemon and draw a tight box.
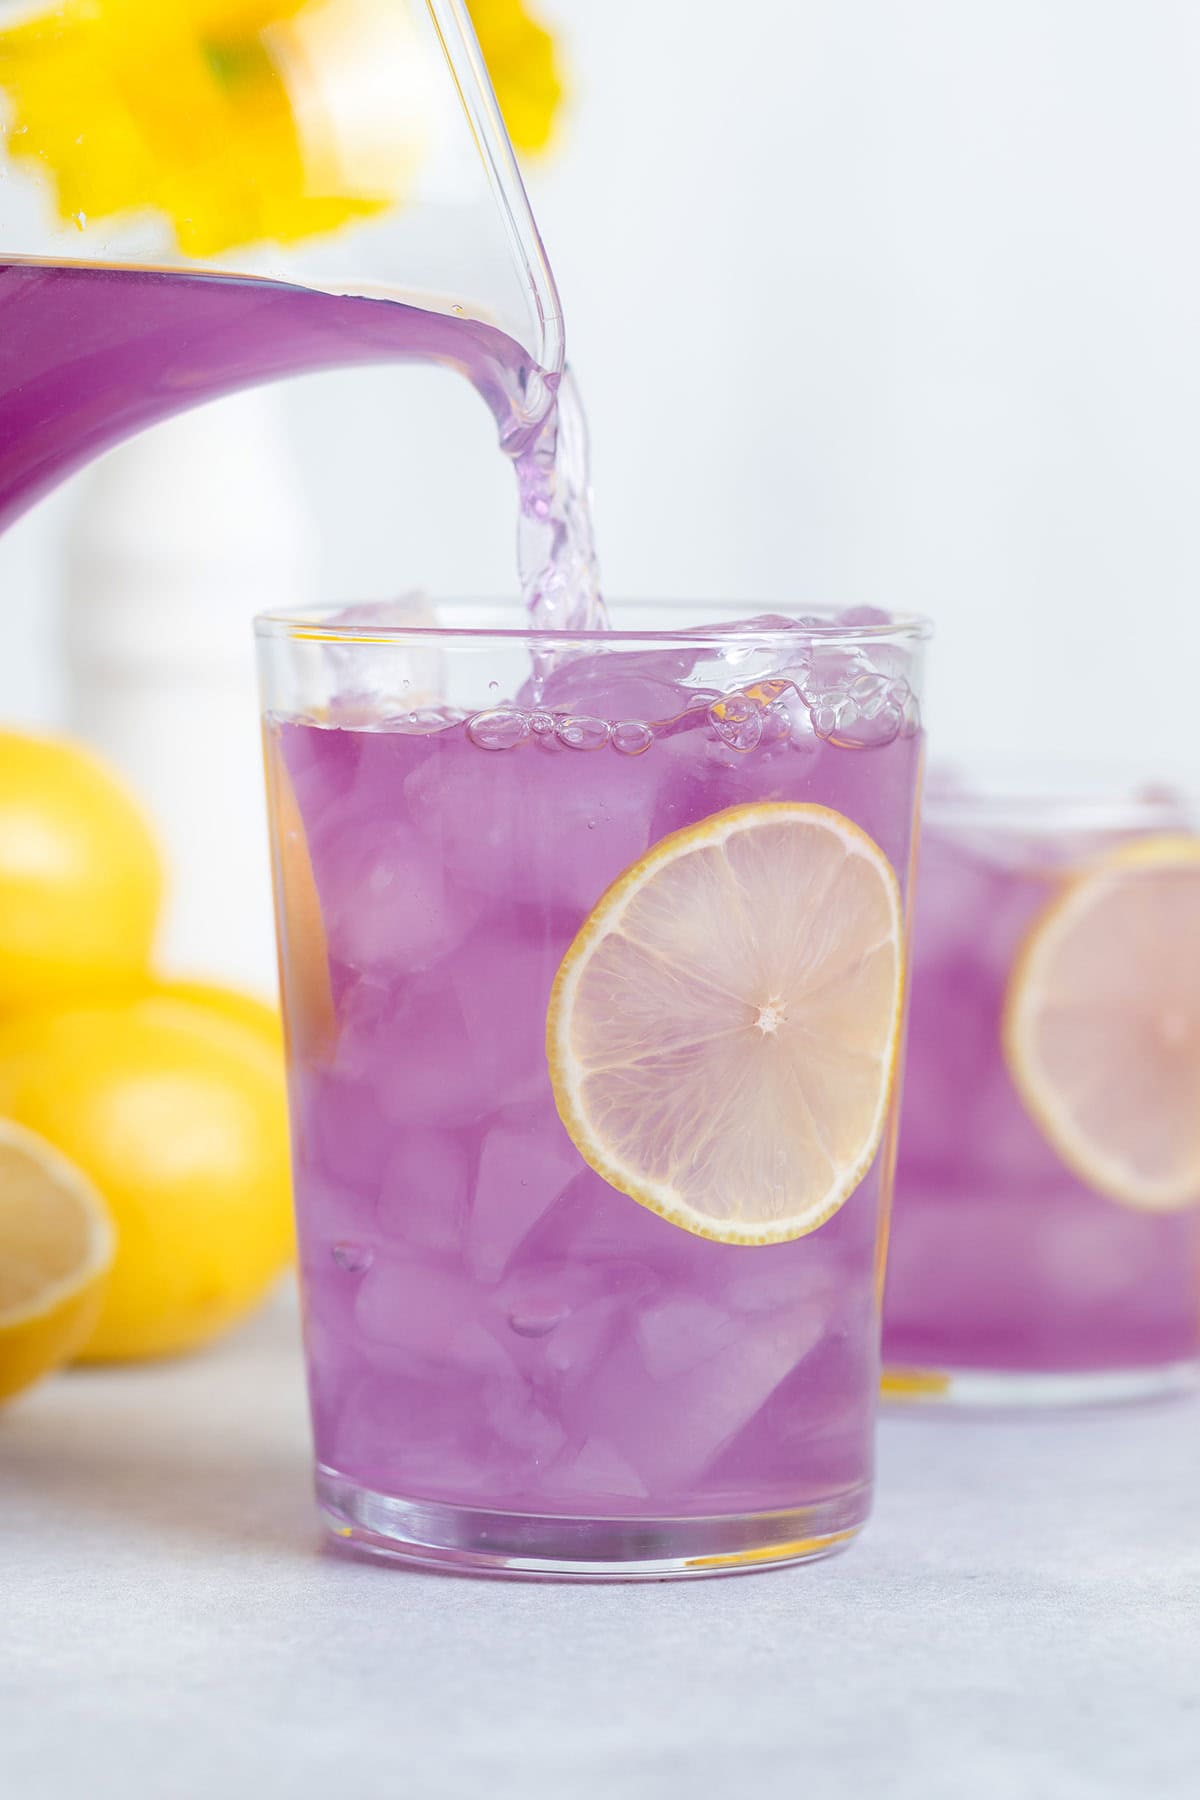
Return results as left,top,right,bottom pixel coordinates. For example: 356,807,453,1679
0,731,162,1009
149,977,284,1054
0,996,293,1360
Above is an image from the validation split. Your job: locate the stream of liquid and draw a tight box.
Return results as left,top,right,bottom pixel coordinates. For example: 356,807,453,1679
0,258,603,630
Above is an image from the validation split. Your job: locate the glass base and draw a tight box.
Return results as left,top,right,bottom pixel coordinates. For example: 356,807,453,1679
882,1359,1200,1409
316,1466,867,1580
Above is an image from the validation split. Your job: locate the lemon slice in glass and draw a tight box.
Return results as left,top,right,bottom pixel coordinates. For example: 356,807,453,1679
1004,834,1200,1211
546,803,905,1244
0,1120,114,1402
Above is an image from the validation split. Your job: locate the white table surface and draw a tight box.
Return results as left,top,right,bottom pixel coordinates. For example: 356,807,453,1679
4,1288,1198,1800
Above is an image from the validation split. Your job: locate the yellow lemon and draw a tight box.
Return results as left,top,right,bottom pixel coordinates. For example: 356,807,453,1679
547,803,905,1244
0,730,162,1011
0,996,293,1360
1004,834,1200,1211
149,977,284,1054
0,1119,114,1403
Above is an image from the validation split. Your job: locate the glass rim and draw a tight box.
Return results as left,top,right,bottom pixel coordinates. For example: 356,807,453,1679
253,599,934,648
925,760,1198,833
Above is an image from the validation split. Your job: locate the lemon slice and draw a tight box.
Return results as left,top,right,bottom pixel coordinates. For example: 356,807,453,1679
546,803,905,1244
0,1120,114,1402
1004,835,1200,1211
264,729,336,1064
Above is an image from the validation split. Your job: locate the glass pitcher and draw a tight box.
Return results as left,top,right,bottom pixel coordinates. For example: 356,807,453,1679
0,0,568,566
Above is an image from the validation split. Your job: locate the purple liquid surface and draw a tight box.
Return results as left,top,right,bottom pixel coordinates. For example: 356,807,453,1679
272,649,922,1518
883,823,1200,1378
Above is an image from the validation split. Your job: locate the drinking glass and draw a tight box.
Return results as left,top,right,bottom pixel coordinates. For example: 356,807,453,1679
883,771,1200,1406
258,600,929,1576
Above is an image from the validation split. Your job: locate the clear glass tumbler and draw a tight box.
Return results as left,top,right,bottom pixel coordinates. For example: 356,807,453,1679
884,771,1200,1406
258,602,929,1576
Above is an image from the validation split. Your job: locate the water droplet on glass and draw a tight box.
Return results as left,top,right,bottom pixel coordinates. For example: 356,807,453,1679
332,1242,373,1274
468,708,530,751
451,303,465,316
556,715,611,751
611,720,654,756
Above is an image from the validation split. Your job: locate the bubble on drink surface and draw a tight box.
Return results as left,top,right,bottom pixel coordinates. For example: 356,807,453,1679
611,720,655,756
331,1242,373,1274
707,693,763,753
556,715,611,751
468,708,531,751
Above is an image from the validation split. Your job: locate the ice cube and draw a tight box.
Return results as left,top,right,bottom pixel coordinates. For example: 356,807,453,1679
330,1371,495,1500
723,1252,842,1318
403,732,663,916
338,974,492,1128
542,1295,630,1382
315,817,479,976
633,1296,742,1381
481,1373,567,1465
524,645,699,727
356,1258,492,1370
468,1107,582,1279
293,1172,380,1261
449,925,565,1113
539,1437,649,1504
498,1259,608,1340
317,594,445,715
960,1046,1061,1187
273,720,365,840
297,1065,393,1196
583,1297,828,1494
378,1128,472,1255
515,1168,681,1274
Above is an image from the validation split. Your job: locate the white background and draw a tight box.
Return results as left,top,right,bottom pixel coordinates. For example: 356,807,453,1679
3,0,1198,765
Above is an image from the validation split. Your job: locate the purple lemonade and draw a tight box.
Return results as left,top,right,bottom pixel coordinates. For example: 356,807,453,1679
260,613,928,1573
884,781,1200,1403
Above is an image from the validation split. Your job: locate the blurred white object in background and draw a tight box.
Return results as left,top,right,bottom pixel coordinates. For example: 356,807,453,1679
61,391,316,994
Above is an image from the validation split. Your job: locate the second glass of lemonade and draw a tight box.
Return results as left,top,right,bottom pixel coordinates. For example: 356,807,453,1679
884,772,1200,1405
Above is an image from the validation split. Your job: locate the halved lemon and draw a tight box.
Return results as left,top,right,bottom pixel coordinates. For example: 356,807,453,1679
0,1119,114,1403
1004,834,1200,1211
546,803,905,1244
